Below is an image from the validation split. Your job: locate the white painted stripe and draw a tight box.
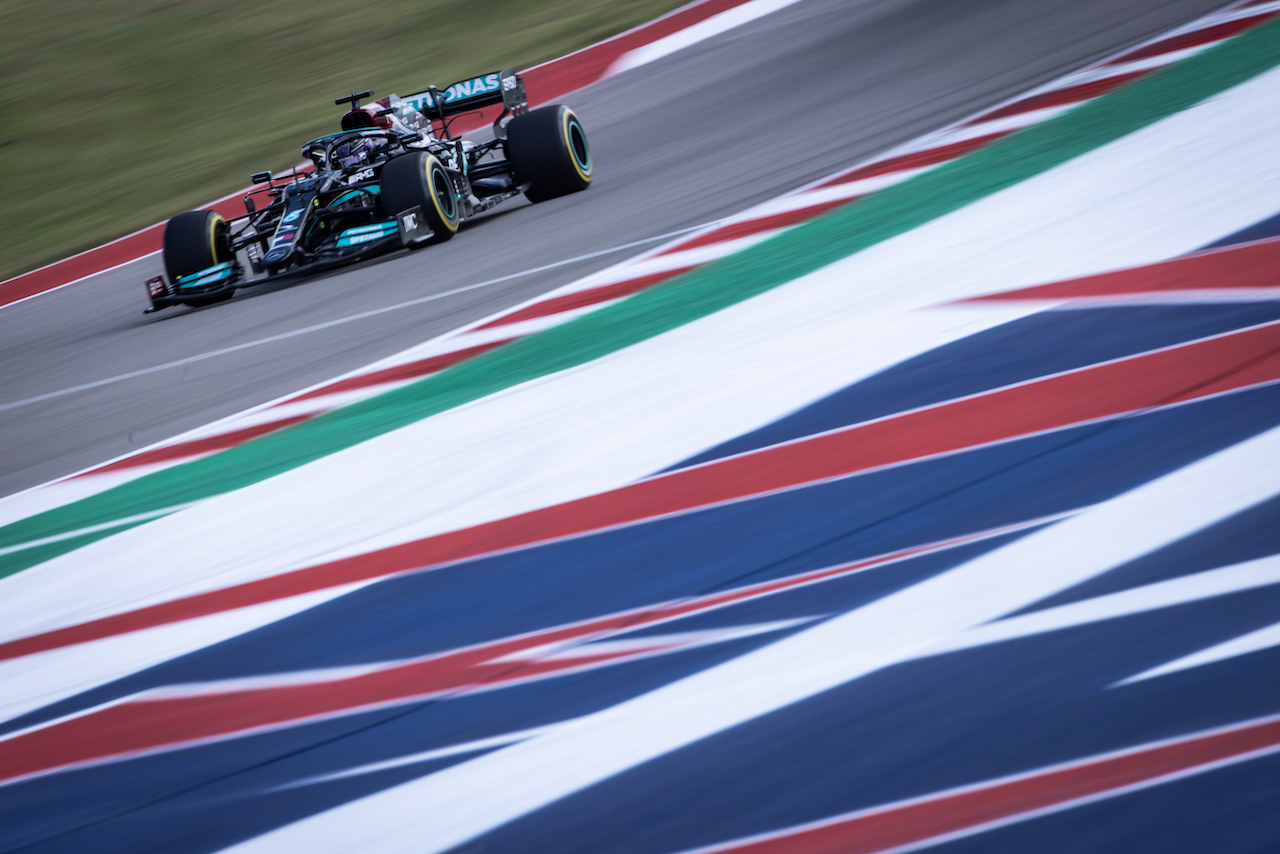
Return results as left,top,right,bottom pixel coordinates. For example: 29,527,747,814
506,237,759,300
923,553,1280,656
607,0,809,75
976,289,1280,308
1174,2,1280,31
728,168,932,218
1120,617,1280,683
0,462,201,530
218,424,1280,854
0,504,192,557
499,619,813,663
899,105,1071,150
285,722,565,788
1048,46,1212,89
0,583,370,726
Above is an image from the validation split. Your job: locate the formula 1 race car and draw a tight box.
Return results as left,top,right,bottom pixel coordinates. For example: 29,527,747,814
145,69,592,311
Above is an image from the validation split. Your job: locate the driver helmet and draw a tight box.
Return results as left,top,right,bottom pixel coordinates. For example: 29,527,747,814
335,137,386,170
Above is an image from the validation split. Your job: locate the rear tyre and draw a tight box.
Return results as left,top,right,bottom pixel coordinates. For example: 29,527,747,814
162,210,234,306
381,152,460,242
505,105,592,203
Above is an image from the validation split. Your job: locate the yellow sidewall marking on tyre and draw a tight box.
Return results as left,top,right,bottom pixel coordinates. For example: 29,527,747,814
425,156,459,233
208,214,225,262
562,109,592,184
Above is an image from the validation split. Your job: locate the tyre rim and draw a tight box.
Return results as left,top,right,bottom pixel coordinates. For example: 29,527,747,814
567,119,591,175
430,163,457,221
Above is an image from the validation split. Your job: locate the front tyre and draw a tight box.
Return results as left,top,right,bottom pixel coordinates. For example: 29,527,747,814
505,105,592,203
381,152,460,242
162,210,234,306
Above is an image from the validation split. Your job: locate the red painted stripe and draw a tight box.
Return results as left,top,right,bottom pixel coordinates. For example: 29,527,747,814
1104,13,1277,65
817,132,1009,188
476,269,695,330
0,523,1027,784
961,238,1280,302
656,200,852,257
689,715,1280,854
77,415,314,478
290,340,510,401
0,628,620,784
964,70,1146,126
3,323,1275,662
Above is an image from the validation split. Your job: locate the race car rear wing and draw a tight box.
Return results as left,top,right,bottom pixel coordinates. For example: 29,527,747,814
402,68,528,138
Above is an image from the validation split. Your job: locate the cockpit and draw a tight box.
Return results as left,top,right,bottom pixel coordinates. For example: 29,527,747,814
301,130,393,174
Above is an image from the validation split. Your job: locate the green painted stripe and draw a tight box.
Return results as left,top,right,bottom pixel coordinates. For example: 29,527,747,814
4,18,1280,576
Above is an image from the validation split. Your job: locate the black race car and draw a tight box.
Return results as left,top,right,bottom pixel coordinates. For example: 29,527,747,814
145,69,592,311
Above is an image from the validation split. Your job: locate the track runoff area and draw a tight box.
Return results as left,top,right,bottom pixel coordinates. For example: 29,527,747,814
3,1,1280,853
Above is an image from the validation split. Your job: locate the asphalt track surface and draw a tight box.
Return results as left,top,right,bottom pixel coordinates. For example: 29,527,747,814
0,0,1231,498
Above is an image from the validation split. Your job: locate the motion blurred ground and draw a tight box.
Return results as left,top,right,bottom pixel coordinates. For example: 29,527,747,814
0,0,687,282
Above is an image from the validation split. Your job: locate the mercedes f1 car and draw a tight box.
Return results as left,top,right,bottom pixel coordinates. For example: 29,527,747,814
145,69,592,311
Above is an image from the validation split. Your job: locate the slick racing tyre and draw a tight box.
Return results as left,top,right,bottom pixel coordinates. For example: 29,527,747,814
381,152,460,242
162,210,234,306
505,104,592,203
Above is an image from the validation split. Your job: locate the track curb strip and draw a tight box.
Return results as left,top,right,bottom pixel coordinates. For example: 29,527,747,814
3,12,1280,578
9,0,1274,496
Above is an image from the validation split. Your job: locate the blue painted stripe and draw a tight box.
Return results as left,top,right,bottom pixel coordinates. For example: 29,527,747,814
1017,492,1280,615
4,389,1279,849
1199,209,1280,250
472,589,1280,854
10,383,1278,740
672,304,1280,471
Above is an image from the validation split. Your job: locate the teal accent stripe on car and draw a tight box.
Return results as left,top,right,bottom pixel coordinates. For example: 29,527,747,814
336,222,398,248
176,262,234,289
